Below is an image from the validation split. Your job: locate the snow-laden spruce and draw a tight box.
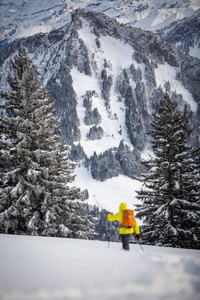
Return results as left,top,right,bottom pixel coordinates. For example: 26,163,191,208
0,46,96,239
135,92,200,249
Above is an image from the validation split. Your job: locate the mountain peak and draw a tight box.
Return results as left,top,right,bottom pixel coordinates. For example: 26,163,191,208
1,1,199,52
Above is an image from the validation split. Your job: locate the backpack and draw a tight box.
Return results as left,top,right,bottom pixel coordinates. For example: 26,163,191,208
121,209,135,228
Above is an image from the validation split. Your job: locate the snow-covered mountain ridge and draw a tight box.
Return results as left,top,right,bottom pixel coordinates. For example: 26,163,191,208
1,0,200,58
157,8,200,59
0,8,199,211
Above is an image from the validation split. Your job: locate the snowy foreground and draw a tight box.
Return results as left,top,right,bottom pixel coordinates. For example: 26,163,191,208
0,234,200,300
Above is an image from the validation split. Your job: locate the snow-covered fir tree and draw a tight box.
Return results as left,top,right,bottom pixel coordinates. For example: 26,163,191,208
135,92,200,249
0,46,96,239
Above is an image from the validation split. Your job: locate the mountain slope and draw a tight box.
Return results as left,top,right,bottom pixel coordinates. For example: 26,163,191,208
157,8,200,59
1,0,200,56
0,9,199,208
0,234,200,300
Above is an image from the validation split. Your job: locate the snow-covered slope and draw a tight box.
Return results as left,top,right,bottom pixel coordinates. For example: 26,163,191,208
72,165,143,218
157,8,200,59
1,0,200,52
0,234,200,300
0,9,199,212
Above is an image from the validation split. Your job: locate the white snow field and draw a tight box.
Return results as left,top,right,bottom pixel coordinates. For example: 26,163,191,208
0,234,200,300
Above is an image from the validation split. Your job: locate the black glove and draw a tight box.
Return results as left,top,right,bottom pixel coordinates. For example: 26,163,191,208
135,234,140,241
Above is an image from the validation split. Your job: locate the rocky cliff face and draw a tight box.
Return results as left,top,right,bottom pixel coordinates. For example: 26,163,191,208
1,0,200,58
157,8,200,59
0,9,199,181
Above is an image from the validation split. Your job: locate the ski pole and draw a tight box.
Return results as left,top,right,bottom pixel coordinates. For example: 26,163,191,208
135,234,144,252
108,220,110,248
138,241,144,252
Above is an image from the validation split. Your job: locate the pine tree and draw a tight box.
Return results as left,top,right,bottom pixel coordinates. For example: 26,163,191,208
135,91,200,249
0,46,96,239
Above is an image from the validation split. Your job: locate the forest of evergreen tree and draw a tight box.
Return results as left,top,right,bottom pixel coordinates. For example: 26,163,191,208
0,47,199,249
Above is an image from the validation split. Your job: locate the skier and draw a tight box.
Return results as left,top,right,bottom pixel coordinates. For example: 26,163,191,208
107,203,140,250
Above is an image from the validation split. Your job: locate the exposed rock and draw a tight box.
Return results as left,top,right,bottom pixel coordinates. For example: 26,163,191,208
157,9,200,59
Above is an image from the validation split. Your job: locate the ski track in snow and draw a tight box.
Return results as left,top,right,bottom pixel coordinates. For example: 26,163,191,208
0,234,200,300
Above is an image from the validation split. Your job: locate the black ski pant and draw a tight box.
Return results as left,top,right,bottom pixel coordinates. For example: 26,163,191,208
120,234,130,250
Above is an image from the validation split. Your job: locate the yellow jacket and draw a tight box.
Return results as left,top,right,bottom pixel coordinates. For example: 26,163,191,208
107,203,140,235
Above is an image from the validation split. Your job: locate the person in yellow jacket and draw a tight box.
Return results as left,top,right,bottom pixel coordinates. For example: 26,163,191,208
107,202,140,250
